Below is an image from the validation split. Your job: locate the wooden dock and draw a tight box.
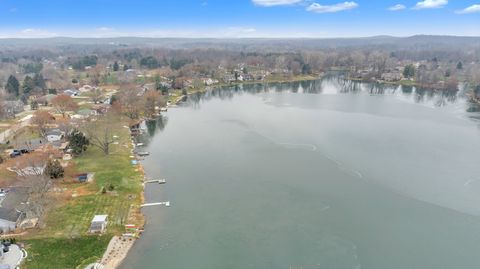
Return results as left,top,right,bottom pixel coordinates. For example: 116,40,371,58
145,179,166,184
141,201,170,207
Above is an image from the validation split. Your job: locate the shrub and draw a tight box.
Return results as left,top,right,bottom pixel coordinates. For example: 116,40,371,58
44,159,64,179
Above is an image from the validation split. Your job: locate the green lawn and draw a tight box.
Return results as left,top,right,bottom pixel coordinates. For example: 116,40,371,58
23,118,144,269
12,126,41,142
25,236,111,269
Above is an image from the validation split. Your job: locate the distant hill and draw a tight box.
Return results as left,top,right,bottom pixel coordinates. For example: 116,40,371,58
0,35,479,51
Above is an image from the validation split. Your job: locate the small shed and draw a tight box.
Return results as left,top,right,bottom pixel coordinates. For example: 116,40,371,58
89,215,108,233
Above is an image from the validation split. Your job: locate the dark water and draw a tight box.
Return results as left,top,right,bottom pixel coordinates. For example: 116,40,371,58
120,77,480,269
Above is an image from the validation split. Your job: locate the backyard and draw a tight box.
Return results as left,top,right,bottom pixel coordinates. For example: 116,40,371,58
23,117,144,269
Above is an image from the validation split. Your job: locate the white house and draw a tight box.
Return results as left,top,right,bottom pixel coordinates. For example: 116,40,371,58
46,129,64,142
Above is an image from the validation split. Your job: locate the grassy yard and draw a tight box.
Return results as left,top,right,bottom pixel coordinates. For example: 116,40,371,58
25,236,112,269
23,118,144,269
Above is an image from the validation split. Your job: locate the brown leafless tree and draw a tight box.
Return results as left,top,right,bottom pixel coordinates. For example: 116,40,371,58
83,113,118,155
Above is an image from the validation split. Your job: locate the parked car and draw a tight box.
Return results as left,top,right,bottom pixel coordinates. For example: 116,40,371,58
9,150,22,158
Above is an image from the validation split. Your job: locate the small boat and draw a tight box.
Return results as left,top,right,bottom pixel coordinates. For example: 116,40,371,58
136,143,144,147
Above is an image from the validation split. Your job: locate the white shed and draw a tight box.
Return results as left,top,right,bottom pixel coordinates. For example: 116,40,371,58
89,215,108,233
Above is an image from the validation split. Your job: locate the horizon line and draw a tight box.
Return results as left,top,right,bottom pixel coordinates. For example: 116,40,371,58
1,34,480,40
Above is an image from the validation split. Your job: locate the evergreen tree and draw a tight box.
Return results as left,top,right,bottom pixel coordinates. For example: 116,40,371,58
457,61,463,70
113,61,120,71
45,159,64,179
33,73,46,90
403,64,415,79
30,100,39,110
67,129,89,156
155,75,162,91
5,75,19,96
22,75,35,95
302,64,312,75
123,64,129,71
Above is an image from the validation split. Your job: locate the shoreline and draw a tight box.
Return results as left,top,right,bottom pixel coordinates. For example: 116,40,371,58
97,74,474,269
347,76,465,91
170,74,323,105
108,76,322,268
97,131,147,269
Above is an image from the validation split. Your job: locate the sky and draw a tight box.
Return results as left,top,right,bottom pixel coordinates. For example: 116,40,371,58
0,0,479,38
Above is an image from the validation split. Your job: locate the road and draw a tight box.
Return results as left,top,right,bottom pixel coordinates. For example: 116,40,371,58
0,114,33,144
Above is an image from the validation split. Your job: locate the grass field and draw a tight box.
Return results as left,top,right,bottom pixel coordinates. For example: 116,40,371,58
23,117,144,269
25,236,112,269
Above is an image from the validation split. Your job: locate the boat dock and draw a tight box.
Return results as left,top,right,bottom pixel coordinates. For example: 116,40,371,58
145,179,166,184
141,201,170,207
136,151,150,157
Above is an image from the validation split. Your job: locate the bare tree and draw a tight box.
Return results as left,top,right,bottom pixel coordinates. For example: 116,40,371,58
51,95,79,117
83,113,117,155
118,85,142,120
31,110,55,136
143,90,166,118
22,174,53,222
88,87,104,104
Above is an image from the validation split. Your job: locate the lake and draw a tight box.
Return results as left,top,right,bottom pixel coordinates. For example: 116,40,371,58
120,76,480,269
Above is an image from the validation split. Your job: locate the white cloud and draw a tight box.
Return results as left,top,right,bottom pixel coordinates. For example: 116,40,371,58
18,28,57,38
222,27,258,37
96,27,113,32
306,1,358,13
252,0,302,7
456,4,480,14
413,0,447,9
388,4,406,11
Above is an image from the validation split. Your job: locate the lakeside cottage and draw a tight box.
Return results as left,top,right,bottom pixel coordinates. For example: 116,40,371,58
381,71,403,82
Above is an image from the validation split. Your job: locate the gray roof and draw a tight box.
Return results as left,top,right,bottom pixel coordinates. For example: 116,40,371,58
46,129,63,136
0,187,28,223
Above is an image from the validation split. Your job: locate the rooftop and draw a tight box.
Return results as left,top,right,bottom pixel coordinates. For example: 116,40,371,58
0,188,29,222
92,215,108,222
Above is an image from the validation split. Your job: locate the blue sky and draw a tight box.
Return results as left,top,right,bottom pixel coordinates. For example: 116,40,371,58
0,0,479,38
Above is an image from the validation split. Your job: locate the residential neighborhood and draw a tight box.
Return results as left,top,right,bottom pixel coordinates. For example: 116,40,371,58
0,26,479,269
